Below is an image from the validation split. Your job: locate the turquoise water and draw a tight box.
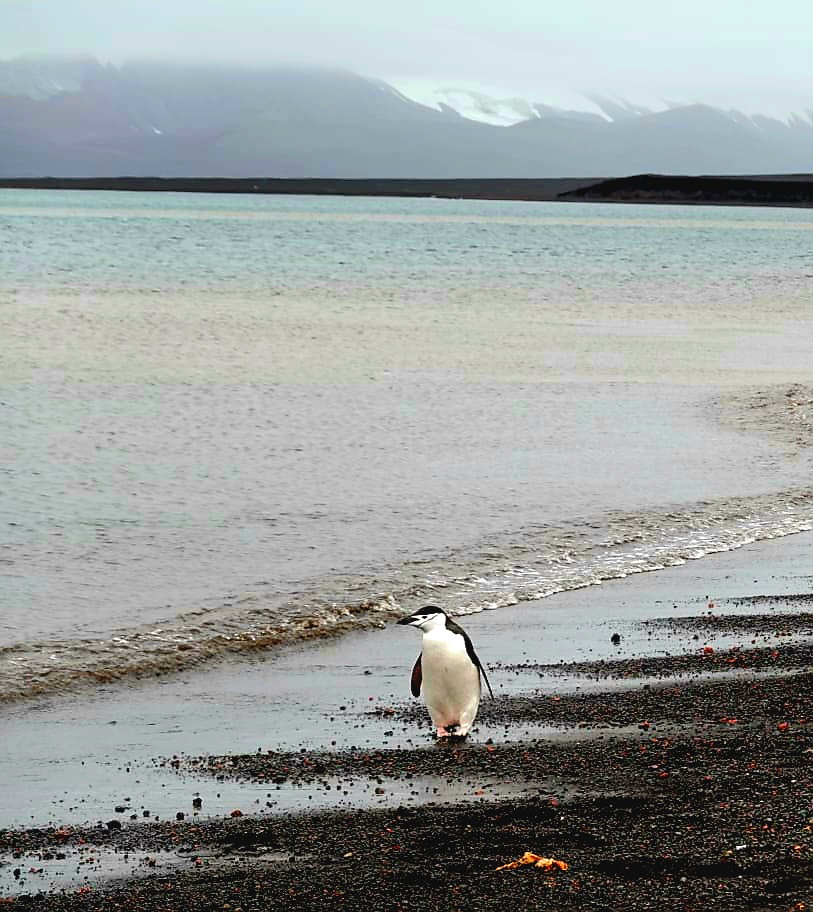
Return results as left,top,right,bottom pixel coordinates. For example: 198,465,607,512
2,190,813,701
4,190,813,296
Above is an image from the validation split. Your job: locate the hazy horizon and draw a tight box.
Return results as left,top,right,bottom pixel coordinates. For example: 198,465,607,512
2,0,812,119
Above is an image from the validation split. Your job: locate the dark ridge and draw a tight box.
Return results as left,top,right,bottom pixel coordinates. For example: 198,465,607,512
0,176,599,201
560,172,813,206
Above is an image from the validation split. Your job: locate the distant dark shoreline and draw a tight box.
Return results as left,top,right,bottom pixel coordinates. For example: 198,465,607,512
0,176,597,201
4,174,813,207
560,173,813,207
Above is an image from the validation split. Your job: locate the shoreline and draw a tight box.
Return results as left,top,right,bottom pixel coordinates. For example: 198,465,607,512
1,531,811,821
4,174,813,208
4,481,813,708
0,176,597,202
1,531,811,908
2,637,809,909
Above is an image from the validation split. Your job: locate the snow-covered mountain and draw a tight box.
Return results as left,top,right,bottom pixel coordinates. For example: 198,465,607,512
1,56,812,178
397,81,813,132
392,83,610,126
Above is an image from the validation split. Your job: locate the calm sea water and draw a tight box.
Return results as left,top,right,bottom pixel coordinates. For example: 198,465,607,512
2,190,813,700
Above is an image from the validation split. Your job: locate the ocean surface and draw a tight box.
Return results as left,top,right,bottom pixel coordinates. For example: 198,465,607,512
2,189,813,702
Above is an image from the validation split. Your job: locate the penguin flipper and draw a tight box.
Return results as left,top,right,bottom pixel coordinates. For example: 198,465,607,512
410,654,422,697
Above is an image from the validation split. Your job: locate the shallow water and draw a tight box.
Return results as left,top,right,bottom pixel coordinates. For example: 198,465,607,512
2,190,813,699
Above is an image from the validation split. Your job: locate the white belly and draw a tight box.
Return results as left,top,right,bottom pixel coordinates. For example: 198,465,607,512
421,630,481,733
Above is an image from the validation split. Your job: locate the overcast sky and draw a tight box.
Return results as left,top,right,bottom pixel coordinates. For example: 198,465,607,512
2,0,811,116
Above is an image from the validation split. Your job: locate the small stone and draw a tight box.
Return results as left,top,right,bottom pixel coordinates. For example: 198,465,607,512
230,809,243,817
192,797,203,809
176,812,185,821
610,633,621,645
106,819,122,831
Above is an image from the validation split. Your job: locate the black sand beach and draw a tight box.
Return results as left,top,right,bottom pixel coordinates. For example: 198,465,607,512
2,568,810,911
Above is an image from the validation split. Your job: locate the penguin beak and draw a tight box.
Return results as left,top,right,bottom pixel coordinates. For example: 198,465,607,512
396,615,420,626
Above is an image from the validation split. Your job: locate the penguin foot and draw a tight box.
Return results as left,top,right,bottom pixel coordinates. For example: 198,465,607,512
436,723,468,740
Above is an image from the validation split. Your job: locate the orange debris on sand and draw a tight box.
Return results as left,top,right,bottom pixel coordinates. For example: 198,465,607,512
496,852,569,872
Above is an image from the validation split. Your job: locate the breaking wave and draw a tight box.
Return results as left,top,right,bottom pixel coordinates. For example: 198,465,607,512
2,486,812,704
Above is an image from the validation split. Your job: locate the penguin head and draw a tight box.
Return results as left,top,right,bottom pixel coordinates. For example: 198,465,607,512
396,605,447,632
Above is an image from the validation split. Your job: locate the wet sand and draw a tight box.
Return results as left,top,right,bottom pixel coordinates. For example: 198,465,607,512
1,650,809,910
1,533,811,909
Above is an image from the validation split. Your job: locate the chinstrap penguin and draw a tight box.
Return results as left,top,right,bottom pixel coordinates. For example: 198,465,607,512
397,605,493,738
